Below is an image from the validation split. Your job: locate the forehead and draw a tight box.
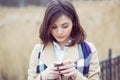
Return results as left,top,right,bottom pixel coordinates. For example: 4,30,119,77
54,14,72,25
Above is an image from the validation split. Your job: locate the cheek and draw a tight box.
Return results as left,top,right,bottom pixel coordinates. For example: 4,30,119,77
66,27,72,34
51,30,56,36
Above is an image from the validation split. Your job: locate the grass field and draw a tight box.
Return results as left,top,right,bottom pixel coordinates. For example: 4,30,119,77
0,0,120,80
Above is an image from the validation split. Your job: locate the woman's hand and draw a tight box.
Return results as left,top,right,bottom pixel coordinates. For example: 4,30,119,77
58,61,78,79
41,64,60,80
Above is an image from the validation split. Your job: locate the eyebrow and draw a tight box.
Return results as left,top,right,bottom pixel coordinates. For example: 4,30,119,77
53,22,69,27
61,22,69,26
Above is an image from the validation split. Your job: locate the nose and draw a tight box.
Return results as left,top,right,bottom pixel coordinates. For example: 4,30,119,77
57,28,63,35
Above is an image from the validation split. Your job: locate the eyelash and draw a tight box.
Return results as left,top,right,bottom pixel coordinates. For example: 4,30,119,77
51,25,68,29
52,26,57,29
63,26,68,28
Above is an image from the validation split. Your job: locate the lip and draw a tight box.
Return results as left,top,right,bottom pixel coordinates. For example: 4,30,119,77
56,36,64,38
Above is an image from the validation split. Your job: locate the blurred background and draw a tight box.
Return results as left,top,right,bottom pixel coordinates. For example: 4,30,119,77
0,0,120,80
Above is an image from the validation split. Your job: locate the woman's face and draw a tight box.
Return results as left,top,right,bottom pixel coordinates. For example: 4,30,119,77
51,14,73,45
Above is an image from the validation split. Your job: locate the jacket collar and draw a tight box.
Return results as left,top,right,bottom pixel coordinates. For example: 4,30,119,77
41,42,79,67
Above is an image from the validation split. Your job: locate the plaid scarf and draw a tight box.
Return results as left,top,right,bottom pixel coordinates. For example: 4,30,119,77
36,42,91,79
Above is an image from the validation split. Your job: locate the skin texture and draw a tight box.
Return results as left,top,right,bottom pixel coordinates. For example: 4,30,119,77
50,14,73,49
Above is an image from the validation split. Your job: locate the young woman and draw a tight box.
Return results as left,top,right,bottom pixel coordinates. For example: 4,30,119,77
28,0,100,80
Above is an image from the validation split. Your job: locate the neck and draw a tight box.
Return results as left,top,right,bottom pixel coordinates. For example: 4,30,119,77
58,42,66,50
58,39,70,50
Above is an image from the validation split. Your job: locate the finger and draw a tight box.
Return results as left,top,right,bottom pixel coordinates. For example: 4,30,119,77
60,67,75,74
59,63,75,70
50,64,59,71
51,66,57,70
49,74,59,80
52,70,60,75
63,60,72,65
58,64,69,70
47,67,60,75
47,71,60,79
63,71,75,77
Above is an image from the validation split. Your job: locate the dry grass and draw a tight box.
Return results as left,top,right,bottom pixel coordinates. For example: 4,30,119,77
0,0,120,80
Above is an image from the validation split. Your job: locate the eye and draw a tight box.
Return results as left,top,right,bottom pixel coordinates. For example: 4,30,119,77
62,25,68,28
51,25,57,29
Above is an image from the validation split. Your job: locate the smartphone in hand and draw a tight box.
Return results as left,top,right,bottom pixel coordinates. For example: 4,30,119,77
54,62,63,67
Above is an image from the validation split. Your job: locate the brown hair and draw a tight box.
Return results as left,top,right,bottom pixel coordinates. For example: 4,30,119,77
39,0,86,47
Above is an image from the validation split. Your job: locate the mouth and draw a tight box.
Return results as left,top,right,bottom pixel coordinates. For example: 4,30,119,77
56,36,64,38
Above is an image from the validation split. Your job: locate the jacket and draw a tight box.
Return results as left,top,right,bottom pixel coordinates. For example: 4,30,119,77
28,42,100,80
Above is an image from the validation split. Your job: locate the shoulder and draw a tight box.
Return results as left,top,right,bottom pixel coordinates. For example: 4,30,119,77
85,42,97,53
33,44,41,51
31,43,44,56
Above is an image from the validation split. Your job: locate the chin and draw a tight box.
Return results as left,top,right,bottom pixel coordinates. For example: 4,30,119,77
56,39,65,43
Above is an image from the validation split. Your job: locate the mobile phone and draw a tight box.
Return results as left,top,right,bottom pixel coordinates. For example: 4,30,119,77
54,62,63,67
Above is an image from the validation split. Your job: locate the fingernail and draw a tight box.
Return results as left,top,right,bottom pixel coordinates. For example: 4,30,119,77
59,71,61,73
57,67,59,70
61,74,64,76
61,63,63,65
